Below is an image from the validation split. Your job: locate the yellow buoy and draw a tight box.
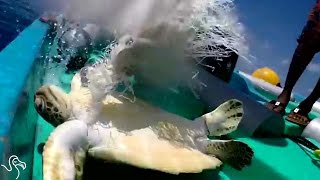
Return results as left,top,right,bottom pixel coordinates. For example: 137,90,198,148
252,67,281,86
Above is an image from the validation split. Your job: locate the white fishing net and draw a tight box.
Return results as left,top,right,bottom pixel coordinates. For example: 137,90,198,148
62,0,249,102
187,0,248,60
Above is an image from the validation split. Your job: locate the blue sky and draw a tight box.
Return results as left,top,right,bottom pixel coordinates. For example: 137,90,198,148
233,0,320,97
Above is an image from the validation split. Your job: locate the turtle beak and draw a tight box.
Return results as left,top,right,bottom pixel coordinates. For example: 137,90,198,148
34,95,45,112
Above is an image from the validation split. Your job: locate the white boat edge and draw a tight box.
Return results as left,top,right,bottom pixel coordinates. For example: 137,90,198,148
238,71,320,115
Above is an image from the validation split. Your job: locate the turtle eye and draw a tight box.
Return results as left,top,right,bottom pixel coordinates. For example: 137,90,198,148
125,37,134,46
38,104,43,111
124,66,134,76
36,102,44,113
34,96,44,112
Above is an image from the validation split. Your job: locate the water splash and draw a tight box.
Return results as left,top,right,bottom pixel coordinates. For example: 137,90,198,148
63,0,248,54
43,0,250,102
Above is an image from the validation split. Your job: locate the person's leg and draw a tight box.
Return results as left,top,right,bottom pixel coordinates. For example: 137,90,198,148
266,18,320,114
286,78,320,126
299,78,320,113
266,42,316,113
278,44,316,103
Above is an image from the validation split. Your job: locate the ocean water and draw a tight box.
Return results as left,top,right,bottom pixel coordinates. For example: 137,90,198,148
0,0,39,51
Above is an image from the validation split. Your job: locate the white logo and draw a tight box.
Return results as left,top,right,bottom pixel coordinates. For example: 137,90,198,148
1,155,26,179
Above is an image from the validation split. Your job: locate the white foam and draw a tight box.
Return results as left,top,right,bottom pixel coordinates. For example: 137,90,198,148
47,0,250,102
59,0,248,57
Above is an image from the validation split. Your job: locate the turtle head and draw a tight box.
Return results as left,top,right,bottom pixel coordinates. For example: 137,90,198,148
110,32,192,88
110,34,167,81
34,85,71,127
109,34,138,77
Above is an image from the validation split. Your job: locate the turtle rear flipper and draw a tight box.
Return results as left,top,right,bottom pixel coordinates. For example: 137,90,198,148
196,99,243,136
201,139,253,170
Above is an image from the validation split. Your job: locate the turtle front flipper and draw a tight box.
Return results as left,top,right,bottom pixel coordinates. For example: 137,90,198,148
196,99,243,137
197,138,253,170
43,120,89,180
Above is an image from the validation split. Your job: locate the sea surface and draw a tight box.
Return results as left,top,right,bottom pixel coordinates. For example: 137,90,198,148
0,0,43,51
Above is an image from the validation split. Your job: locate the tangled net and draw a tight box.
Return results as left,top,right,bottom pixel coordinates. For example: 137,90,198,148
81,0,248,102
192,1,246,53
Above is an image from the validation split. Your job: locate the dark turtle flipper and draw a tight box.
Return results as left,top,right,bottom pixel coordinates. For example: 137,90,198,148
197,139,254,170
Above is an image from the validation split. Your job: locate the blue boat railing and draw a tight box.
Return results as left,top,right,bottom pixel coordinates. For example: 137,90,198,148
0,19,49,164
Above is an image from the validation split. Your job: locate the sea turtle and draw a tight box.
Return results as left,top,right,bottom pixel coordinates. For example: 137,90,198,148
34,71,253,180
